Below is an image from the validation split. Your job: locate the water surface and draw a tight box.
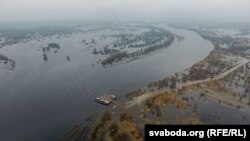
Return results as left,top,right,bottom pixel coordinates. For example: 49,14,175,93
0,25,213,141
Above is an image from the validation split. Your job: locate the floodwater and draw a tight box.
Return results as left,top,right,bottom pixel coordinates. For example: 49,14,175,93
183,92,250,124
0,25,213,141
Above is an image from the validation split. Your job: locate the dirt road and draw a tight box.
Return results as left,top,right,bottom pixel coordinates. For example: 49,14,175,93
126,58,250,107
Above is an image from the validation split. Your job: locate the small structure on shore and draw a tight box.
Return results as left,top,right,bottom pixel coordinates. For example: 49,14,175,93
95,94,116,106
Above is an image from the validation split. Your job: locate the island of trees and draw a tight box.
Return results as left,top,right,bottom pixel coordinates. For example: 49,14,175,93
92,27,175,66
40,43,61,61
0,54,16,70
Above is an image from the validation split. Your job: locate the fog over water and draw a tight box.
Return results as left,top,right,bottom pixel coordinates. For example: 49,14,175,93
0,0,250,23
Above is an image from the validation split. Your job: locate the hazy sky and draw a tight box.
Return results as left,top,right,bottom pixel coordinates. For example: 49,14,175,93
0,0,249,23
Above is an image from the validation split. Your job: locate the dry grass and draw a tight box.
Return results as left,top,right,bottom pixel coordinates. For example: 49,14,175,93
145,91,184,108
105,120,143,141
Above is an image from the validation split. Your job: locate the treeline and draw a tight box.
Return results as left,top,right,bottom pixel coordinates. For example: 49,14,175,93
147,75,178,90
101,52,128,65
0,54,16,70
0,26,73,47
110,34,136,47
93,46,119,55
195,30,234,47
126,89,145,100
101,28,174,66
101,37,174,66
48,43,61,49
111,27,174,49
93,26,175,66
0,54,9,61
41,43,60,52
41,43,61,61
126,75,179,100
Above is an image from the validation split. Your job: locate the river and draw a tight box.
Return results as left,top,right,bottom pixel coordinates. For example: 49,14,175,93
0,25,213,141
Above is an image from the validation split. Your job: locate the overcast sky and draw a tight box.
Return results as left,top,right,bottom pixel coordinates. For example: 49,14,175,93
0,0,249,23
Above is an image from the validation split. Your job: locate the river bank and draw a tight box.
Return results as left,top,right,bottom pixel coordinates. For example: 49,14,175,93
130,48,249,124
64,46,250,141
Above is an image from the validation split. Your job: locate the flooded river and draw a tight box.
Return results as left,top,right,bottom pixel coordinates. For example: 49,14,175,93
0,25,213,141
